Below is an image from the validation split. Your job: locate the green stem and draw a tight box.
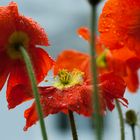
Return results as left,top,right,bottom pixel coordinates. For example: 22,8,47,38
90,5,103,140
20,47,48,140
68,110,78,140
115,100,125,140
131,125,136,140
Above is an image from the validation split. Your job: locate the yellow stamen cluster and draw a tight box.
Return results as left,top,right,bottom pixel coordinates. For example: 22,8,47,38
53,69,84,90
96,49,109,68
58,69,71,85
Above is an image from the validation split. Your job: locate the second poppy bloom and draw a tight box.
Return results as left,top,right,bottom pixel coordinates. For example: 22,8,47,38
78,27,140,93
23,50,127,130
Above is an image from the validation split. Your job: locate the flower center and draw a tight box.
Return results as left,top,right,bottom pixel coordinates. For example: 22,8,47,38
7,31,29,59
53,69,84,90
96,49,109,68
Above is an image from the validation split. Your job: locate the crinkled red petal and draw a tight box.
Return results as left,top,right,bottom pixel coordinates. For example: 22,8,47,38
99,72,127,111
6,61,32,109
99,72,126,98
24,86,67,130
16,15,49,46
104,96,115,111
24,84,92,130
62,84,92,116
29,47,54,83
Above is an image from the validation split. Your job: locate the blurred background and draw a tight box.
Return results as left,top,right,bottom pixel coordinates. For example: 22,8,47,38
0,0,140,140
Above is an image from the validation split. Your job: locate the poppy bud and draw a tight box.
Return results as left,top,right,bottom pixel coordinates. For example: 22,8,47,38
125,110,137,126
88,0,100,6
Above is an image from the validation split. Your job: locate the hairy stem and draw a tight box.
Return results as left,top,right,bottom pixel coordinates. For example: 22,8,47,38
90,5,103,140
68,110,78,140
131,125,136,140
115,100,125,140
20,47,48,140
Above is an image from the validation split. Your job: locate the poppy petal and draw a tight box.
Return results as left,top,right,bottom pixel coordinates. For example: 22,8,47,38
54,50,90,81
16,15,49,46
7,84,33,109
0,2,17,50
124,70,139,93
64,84,92,116
0,70,9,91
99,0,140,55
29,47,54,83
111,47,136,61
99,72,127,111
24,102,37,131
24,86,67,130
98,0,126,49
99,72,126,98
105,96,115,111
6,61,32,109
0,51,12,90
77,27,90,42
24,84,92,130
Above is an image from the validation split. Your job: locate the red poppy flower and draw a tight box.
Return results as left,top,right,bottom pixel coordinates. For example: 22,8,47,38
107,48,140,92
98,0,140,56
0,2,54,109
23,50,127,130
78,27,140,92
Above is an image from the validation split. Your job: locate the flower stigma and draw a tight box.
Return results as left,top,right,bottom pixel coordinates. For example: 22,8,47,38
53,69,84,90
96,49,109,68
7,31,29,59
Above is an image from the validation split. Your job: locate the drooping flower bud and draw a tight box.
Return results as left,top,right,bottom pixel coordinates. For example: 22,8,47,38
125,110,137,126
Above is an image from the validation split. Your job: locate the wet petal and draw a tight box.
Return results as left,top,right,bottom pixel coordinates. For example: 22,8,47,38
24,86,67,130
0,2,17,50
99,72,126,98
24,84,92,130
77,27,90,42
64,84,92,116
29,47,54,83
99,72,127,111
99,0,140,55
6,61,32,109
16,15,49,46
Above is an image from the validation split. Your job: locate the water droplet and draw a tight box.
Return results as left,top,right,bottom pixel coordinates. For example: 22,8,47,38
47,96,53,99
77,105,80,109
